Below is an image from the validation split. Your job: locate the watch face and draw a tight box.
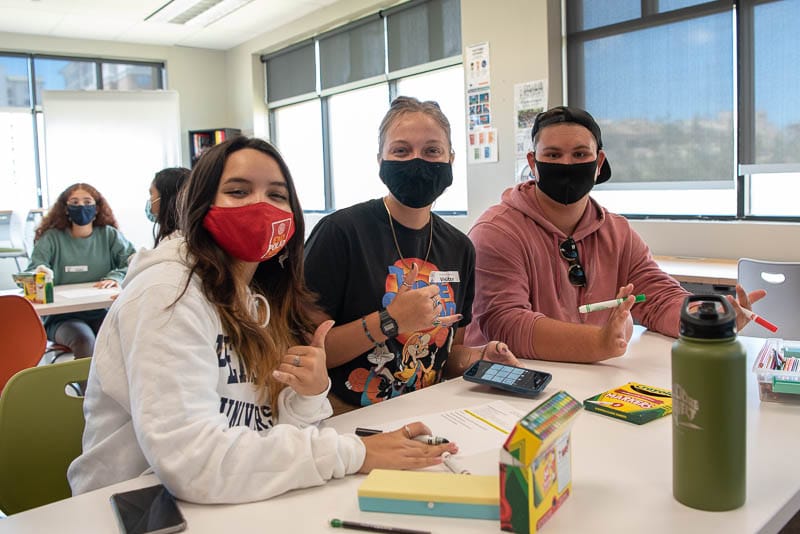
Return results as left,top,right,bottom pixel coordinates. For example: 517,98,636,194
380,309,398,337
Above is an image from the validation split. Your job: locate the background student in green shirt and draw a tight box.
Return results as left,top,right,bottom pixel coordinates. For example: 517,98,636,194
26,183,135,359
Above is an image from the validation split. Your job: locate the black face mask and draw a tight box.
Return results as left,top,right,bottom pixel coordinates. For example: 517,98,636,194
534,160,598,205
379,158,453,209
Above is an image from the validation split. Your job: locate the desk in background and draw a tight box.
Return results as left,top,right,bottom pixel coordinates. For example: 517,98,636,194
1,329,797,534
0,283,118,317
655,255,739,297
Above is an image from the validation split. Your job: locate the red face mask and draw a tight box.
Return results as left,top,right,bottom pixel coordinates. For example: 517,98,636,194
202,202,295,263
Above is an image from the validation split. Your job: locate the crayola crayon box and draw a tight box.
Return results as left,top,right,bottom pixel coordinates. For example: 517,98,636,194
583,382,672,424
500,390,582,534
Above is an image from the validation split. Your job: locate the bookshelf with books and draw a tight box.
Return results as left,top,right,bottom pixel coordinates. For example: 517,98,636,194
189,128,241,167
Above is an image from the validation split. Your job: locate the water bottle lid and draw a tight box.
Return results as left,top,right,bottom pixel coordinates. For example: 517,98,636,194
679,294,737,339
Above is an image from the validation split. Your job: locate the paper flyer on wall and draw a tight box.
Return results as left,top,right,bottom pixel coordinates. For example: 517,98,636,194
468,88,491,131
465,42,490,90
468,127,498,164
514,79,547,182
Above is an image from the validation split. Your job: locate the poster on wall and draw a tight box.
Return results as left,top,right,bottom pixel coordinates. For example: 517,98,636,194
514,79,547,182
465,42,490,90
468,88,491,131
468,127,498,164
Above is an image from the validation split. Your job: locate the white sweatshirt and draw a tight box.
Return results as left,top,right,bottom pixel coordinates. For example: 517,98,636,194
67,235,366,503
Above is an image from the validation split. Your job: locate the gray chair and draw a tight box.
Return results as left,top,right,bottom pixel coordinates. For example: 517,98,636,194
0,210,28,271
738,258,800,340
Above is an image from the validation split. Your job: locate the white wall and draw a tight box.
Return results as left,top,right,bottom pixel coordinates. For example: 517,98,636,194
0,31,229,166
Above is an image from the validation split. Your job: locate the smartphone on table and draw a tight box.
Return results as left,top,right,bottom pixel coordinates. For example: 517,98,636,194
110,484,187,534
463,360,552,397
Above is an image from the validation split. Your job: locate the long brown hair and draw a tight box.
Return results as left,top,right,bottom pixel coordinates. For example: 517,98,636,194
178,136,318,410
34,183,119,242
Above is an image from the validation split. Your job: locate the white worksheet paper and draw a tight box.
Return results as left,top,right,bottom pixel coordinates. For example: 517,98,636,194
370,400,528,475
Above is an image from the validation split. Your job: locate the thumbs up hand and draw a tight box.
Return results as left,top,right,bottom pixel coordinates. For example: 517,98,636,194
273,320,334,396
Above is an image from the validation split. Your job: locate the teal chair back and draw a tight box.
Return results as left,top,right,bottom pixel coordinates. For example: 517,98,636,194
0,358,90,515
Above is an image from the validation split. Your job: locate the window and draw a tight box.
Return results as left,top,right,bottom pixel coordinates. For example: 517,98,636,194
33,57,97,105
0,53,165,209
101,62,163,90
329,84,390,209
264,0,465,214
567,0,800,220
272,100,325,211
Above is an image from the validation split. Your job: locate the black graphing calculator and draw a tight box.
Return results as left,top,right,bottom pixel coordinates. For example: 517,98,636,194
463,360,552,397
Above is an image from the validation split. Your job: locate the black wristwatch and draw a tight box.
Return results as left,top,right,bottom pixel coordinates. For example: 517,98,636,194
378,308,399,338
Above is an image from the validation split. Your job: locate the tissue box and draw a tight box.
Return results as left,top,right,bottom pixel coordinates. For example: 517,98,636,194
500,391,582,534
358,469,499,520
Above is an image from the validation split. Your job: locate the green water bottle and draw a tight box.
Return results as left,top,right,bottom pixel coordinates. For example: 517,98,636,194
672,294,746,511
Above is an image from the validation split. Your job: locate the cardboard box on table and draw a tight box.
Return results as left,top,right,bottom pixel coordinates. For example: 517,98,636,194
500,391,582,534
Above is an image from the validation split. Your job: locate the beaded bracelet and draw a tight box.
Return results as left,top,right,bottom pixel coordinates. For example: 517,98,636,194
361,316,376,344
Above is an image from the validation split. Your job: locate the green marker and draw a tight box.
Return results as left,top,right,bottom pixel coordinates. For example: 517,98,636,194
578,294,646,314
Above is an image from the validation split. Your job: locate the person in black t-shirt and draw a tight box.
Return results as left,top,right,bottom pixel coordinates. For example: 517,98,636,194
305,96,519,411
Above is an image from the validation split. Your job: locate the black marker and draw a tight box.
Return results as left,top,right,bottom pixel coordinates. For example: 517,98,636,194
354,427,382,437
330,518,431,534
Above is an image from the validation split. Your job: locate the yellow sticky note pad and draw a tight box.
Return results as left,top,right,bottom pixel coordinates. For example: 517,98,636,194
358,469,499,520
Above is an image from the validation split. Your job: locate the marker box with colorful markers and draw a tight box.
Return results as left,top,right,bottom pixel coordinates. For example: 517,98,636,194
582,382,672,425
499,390,582,534
753,338,800,404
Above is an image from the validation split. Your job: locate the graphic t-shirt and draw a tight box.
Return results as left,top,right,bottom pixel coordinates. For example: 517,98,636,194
304,199,475,407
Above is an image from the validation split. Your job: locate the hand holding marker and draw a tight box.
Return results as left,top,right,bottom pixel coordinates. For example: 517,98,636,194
354,427,449,444
578,294,646,314
355,427,464,472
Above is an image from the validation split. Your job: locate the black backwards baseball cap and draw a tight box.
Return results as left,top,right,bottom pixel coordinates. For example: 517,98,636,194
531,106,612,184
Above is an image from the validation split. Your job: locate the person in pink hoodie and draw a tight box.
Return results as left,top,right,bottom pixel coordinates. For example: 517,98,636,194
465,106,765,363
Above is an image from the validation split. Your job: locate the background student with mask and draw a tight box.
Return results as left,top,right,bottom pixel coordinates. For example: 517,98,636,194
25,182,135,359
304,96,518,412
465,106,765,363
146,166,190,247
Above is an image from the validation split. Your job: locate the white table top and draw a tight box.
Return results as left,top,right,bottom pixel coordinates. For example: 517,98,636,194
0,282,118,317
1,328,798,534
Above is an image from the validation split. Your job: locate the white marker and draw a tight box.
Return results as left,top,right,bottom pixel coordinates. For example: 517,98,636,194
578,294,646,314
442,452,470,475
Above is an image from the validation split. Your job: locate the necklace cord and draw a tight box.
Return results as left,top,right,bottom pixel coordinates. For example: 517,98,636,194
382,198,433,270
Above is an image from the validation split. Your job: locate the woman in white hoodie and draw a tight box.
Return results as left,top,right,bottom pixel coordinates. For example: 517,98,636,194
68,137,455,503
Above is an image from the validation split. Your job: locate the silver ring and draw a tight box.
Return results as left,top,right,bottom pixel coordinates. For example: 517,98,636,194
292,355,301,367
403,425,412,439
402,281,413,288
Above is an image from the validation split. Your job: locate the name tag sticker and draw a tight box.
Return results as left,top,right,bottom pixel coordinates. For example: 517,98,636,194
429,271,460,283
65,265,89,273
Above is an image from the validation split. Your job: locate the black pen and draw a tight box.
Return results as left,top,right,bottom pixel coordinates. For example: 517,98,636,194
330,518,431,534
